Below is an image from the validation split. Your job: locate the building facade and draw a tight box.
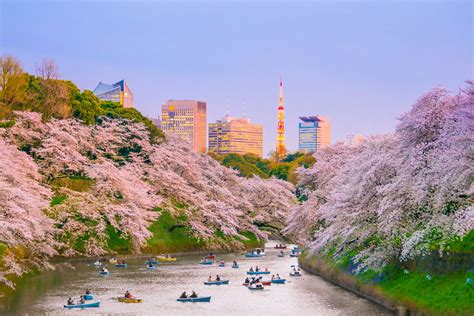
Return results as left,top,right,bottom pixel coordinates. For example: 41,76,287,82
161,100,207,153
93,80,134,108
208,116,263,158
344,134,364,146
298,116,331,153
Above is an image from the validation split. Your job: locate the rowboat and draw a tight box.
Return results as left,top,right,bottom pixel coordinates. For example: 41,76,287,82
247,283,264,290
115,263,128,268
199,260,213,265
232,264,239,269
274,245,287,249
247,271,270,275
204,280,229,285
147,266,157,270
64,301,100,309
205,255,216,260
176,296,211,302
93,261,102,266
271,279,286,284
290,272,302,277
118,297,143,303
99,271,109,275
157,256,177,262
289,253,299,257
244,253,261,258
145,259,158,265
84,294,94,300
277,253,285,257
242,281,271,286
218,263,225,267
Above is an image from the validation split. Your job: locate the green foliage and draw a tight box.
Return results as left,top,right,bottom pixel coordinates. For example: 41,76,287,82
0,242,8,263
0,119,15,128
105,224,133,253
71,90,101,125
50,176,94,192
445,230,474,253
50,193,68,207
146,210,205,252
235,231,263,248
212,152,315,184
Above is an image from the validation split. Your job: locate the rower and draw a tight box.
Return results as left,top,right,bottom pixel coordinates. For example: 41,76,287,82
190,291,198,298
180,291,187,298
67,298,74,305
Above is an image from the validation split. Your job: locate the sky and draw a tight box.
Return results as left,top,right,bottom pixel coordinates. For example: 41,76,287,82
1,0,472,156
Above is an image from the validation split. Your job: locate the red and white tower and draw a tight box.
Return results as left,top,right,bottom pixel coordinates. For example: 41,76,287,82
276,78,286,160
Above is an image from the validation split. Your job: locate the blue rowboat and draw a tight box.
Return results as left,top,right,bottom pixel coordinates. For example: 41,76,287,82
64,301,100,309
271,279,286,284
244,253,261,258
204,280,229,285
84,294,94,300
146,260,158,265
218,263,225,267
147,266,157,270
115,263,128,268
199,261,213,265
289,253,299,257
99,271,109,275
232,265,239,269
176,296,211,302
247,271,270,275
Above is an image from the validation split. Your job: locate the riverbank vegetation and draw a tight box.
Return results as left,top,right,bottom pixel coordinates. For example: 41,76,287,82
209,151,315,184
289,83,473,314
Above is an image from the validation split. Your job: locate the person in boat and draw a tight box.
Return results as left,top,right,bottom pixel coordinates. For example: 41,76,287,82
216,275,221,281
276,274,281,279
208,275,212,282
79,296,85,304
265,267,268,272
190,291,198,298
271,274,275,280
85,289,91,295
67,298,74,305
255,266,260,272
233,260,237,266
101,266,108,272
249,267,254,272
297,268,301,272
280,250,284,255
148,262,154,268
124,290,132,298
244,277,250,283
180,291,187,299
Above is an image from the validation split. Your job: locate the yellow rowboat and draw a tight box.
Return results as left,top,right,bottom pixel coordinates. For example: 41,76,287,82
157,256,177,262
117,297,143,303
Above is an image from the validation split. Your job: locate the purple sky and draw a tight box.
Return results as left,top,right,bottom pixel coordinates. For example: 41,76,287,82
2,0,472,156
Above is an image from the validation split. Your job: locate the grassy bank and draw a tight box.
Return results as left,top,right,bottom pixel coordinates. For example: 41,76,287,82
299,251,474,315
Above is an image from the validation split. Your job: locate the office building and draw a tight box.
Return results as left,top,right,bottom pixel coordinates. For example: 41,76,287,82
161,100,207,152
93,80,134,108
298,116,331,152
345,134,364,146
209,116,263,158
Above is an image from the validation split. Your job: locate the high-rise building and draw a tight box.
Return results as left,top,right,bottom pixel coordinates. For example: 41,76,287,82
275,78,286,160
208,116,263,158
161,100,207,152
93,80,134,108
298,116,331,153
345,134,364,146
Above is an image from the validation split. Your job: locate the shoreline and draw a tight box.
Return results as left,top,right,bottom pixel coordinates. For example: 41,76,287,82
299,253,408,315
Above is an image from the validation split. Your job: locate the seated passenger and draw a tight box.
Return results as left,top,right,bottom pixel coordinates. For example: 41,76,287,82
79,296,85,304
216,275,221,281
245,277,250,283
124,291,131,298
180,291,187,298
67,298,74,305
208,275,212,282
190,291,198,298
85,289,91,294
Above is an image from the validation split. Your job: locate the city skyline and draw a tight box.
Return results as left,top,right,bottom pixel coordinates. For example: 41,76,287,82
2,1,471,156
